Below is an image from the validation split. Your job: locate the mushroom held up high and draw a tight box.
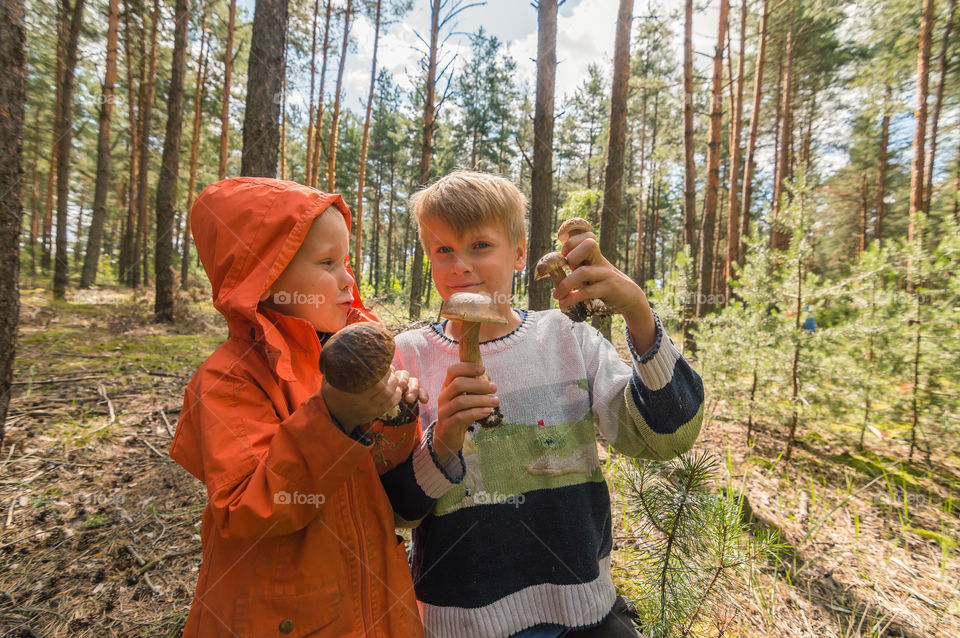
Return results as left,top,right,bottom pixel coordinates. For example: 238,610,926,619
545,217,613,320
439,292,508,428
534,252,591,322
318,322,417,426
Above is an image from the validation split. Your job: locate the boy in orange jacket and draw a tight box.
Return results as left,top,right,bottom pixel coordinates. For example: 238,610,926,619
170,177,425,637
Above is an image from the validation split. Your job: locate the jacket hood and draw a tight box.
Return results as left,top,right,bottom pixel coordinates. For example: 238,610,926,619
190,176,376,380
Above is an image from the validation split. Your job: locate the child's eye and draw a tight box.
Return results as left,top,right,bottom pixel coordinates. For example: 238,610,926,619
473,242,491,250
318,259,334,266
435,246,453,254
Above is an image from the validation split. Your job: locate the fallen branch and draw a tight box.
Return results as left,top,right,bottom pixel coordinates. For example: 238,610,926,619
98,383,117,423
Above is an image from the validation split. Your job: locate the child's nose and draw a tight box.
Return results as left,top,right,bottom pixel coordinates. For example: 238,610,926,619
452,254,472,274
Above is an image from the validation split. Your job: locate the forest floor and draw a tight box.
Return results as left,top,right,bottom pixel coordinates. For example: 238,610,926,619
1,282,958,637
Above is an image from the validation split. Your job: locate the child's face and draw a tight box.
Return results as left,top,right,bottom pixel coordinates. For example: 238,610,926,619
421,216,525,307
261,207,356,333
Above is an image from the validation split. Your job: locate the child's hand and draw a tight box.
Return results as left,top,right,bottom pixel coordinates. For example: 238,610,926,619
557,230,658,354
433,363,498,466
392,369,429,406
321,367,403,432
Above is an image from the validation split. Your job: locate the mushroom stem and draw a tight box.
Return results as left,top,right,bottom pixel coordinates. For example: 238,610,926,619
459,321,482,365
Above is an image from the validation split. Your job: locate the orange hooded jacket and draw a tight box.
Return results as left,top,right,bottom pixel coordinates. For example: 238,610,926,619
169,177,424,637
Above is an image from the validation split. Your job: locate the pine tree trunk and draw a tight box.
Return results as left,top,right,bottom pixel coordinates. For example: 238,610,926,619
857,171,868,259
908,0,934,253
526,0,560,312
53,0,87,299
134,0,161,288
409,0,442,319
73,203,83,264
681,0,698,351
0,0,26,452
217,0,236,179
698,0,728,317
875,88,890,248
310,0,333,188
43,10,65,273
326,0,352,191
119,0,138,285
739,0,768,266
241,0,288,178
81,0,120,289
27,108,40,277
353,0,381,281
154,0,190,323
305,0,320,184
771,6,794,253
633,87,648,283
371,163,382,291
725,0,746,303
923,0,955,214
596,0,633,337
182,8,209,289
783,188,805,463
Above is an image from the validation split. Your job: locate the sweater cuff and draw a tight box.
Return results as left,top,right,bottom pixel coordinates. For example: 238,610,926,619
626,309,681,391
412,421,466,498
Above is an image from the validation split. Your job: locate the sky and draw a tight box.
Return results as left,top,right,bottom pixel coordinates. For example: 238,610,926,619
239,0,724,116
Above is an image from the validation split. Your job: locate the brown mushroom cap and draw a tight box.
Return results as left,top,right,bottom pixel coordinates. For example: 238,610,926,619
557,217,593,243
319,322,395,392
440,292,509,324
534,252,568,280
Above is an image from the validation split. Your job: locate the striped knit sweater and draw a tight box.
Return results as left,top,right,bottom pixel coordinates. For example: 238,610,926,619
382,308,704,638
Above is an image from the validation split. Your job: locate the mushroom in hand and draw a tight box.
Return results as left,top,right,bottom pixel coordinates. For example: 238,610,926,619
554,217,613,318
534,252,590,322
439,292,509,428
319,322,417,426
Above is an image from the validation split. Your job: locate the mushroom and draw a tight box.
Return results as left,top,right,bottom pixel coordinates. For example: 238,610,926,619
318,322,416,426
534,252,590,322
553,217,613,318
439,292,509,428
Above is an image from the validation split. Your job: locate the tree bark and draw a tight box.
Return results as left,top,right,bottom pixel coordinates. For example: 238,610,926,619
596,0,633,337
857,170,868,259
241,0,288,178
326,0,352,191
27,107,39,276
310,0,333,187
217,0,236,179
154,0,190,323
43,9,65,272
771,6,794,253
353,0,381,281
53,0,87,299
305,0,320,184
81,0,120,289
182,7,209,289
633,87,647,283
697,0,729,317
119,0,138,285
875,87,890,248
908,0,935,252
739,0,769,266
526,0,560,311
923,0,955,214
0,0,26,452
409,0,441,319
134,0,161,287
725,0,747,303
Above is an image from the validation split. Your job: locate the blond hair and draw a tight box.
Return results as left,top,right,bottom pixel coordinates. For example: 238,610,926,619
410,170,527,251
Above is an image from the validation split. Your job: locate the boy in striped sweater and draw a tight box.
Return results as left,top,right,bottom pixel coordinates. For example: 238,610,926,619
383,171,704,637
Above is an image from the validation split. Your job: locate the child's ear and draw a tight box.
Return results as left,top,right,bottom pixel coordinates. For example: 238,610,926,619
514,239,526,271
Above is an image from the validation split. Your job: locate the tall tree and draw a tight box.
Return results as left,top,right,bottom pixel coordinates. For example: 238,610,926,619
771,5,795,252
681,0,697,256
119,0,139,284
80,0,120,288
241,0,289,177
875,87,890,248
724,0,747,302
154,0,190,322
309,0,333,187
597,0,634,335
305,0,320,184
133,0,161,287
326,0,353,191
739,0,769,266
353,0,382,282
908,0,934,250
217,0,236,178
527,0,563,311
182,4,210,289
0,0,26,452
698,0,729,317
923,0,955,214
53,0,86,299
42,9,65,272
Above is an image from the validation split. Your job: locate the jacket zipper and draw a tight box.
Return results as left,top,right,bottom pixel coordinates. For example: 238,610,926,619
346,477,375,635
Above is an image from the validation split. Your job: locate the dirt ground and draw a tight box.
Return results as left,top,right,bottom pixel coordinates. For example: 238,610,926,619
1,285,958,637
